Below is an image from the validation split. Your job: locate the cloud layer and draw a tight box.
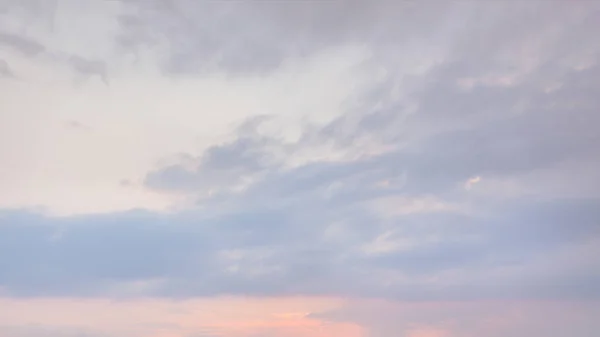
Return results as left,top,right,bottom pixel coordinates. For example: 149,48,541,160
1,1,600,336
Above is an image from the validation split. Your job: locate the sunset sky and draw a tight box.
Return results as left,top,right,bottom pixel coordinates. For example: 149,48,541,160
1,1,599,336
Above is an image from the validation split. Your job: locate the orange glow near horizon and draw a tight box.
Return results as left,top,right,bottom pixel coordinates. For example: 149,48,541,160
2,296,597,337
0,296,364,337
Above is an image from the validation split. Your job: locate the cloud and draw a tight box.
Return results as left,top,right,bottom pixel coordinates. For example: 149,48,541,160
67,55,108,84
0,325,108,337
0,31,45,56
313,299,600,337
1,185,598,300
140,1,600,203
464,176,480,190
0,58,12,77
144,123,282,195
0,0,373,215
0,0,599,313
112,0,421,76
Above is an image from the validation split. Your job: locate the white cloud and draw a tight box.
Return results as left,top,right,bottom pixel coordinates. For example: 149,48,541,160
0,23,372,215
464,176,481,190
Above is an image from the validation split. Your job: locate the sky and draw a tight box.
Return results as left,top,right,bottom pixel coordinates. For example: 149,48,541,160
1,0,600,336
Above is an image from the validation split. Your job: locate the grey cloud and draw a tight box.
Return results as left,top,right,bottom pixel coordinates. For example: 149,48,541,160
113,0,455,75
0,58,12,77
115,0,292,75
144,165,200,192
146,56,600,201
0,210,211,296
355,199,600,287
299,61,600,198
3,0,598,79
130,1,600,302
0,31,45,56
145,123,282,193
67,56,108,84
0,2,111,83
1,187,599,300
1,0,600,306
139,63,600,297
